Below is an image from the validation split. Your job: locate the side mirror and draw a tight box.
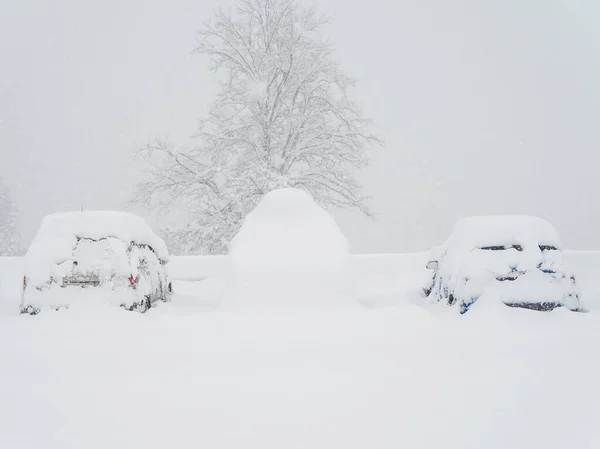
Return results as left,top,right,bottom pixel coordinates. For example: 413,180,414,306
426,260,438,270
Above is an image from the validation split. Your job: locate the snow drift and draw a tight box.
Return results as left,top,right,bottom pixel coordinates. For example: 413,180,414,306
223,188,353,308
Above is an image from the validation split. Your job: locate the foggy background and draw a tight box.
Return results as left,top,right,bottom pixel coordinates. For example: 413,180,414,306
1,0,599,253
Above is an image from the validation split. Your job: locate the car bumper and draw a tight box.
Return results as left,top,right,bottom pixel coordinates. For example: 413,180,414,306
21,284,142,314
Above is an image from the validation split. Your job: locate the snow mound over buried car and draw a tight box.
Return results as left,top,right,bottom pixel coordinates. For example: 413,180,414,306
224,188,354,308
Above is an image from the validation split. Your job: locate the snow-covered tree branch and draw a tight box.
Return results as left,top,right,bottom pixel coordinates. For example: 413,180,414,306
0,178,21,256
131,0,381,254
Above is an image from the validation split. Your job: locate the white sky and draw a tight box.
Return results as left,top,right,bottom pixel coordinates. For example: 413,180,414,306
1,0,599,253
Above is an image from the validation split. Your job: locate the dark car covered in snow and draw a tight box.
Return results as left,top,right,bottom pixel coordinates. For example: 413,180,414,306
422,215,583,314
21,211,170,314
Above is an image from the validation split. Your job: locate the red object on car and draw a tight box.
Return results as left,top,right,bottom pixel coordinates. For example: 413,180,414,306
128,274,137,286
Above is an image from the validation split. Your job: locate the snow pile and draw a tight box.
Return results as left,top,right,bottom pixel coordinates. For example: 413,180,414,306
25,211,168,285
425,215,582,312
229,189,349,269
224,188,352,307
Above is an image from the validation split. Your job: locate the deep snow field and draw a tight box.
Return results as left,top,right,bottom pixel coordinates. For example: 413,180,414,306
0,253,599,448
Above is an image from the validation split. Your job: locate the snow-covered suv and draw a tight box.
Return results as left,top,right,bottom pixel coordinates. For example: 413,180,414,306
21,211,170,314
422,215,583,314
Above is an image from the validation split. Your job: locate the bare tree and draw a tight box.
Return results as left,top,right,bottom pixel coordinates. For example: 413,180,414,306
0,178,21,256
132,0,381,254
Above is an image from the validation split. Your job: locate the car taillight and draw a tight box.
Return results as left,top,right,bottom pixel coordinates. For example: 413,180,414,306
569,275,577,285
128,274,137,287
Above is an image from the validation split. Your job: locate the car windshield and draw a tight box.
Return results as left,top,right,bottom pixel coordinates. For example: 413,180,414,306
479,244,523,251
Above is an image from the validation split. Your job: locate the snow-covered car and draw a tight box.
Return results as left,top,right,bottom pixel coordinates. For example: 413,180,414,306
423,215,583,314
21,211,170,314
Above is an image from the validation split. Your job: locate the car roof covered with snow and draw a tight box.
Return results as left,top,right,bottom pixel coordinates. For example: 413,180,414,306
26,211,169,266
443,215,561,252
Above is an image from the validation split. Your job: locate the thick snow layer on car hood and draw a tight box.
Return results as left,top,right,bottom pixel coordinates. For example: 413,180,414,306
447,215,561,251
434,215,565,279
25,211,169,283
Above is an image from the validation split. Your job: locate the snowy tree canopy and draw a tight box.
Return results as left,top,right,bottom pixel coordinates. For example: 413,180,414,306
131,0,381,254
0,178,21,256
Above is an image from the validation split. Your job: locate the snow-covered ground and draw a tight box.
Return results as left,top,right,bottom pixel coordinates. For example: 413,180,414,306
0,253,599,448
